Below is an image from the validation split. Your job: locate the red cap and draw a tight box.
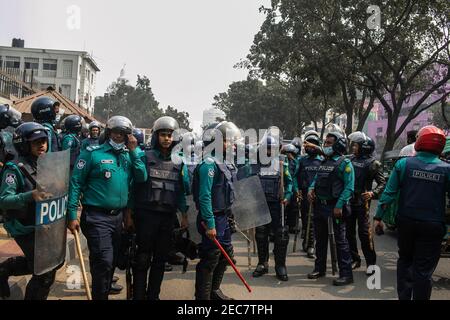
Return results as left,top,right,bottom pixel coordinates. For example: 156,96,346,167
414,125,446,155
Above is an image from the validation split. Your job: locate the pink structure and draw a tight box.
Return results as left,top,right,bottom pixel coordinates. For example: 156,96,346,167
366,86,449,149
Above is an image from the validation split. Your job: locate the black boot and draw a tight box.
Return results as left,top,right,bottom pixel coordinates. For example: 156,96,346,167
254,225,269,278
210,247,234,301
147,262,165,300
0,257,30,299
195,250,220,300
133,254,149,300
274,228,289,282
24,270,56,300
252,263,269,278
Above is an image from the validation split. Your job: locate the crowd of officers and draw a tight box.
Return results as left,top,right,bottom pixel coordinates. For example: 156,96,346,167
0,96,449,301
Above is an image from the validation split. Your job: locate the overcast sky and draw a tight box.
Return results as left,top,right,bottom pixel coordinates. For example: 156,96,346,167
0,0,270,131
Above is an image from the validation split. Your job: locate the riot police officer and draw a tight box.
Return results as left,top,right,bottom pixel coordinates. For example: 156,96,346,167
31,97,61,152
296,130,323,258
347,132,385,274
61,115,84,171
0,123,60,300
193,121,241,300
81,121,101,150
375,126,450,300
0,104,22,166
252,135,293,282
307,131,355,286
67,116,147,300
131,116,190,300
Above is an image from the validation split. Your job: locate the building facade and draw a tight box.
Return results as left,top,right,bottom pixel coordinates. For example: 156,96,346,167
0,40,100,114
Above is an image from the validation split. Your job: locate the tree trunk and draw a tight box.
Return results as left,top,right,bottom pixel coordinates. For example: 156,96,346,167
356,94,375,132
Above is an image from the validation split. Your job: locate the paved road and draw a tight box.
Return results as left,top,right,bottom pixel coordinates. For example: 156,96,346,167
49,224,450,300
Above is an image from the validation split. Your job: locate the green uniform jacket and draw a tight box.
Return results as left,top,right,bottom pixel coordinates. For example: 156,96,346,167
67,142,148,221
309,154,355,209
375,152,450,220
42,122,60,152
61,133,80,151
0,161,36,236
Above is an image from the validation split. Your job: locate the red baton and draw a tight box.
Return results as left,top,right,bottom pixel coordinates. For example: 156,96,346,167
201,222,252,293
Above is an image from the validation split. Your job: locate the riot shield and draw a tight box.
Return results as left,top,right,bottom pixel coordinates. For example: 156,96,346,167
178,195,202,244
34,150,70,275
231,175,272,231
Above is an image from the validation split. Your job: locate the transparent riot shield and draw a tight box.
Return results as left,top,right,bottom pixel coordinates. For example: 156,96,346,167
231,175,272,231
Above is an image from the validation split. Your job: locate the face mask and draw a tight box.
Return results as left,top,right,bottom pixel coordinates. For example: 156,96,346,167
109,139,125,151
323,146,334,156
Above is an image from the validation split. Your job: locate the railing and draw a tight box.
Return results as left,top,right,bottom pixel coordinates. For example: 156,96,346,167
0,67,40,90
0,69,37,99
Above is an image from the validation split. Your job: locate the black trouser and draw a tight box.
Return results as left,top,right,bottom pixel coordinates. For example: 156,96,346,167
255,202,289,268
80,208,123,300
313,203,352,278
347,204,376,266
286,200,299,231
133,209,176,300
396,217,445,300
195,211,234,300
0,232,58,300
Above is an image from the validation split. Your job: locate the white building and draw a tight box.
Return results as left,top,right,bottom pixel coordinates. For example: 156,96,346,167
0,39,100,114
202,107,226,128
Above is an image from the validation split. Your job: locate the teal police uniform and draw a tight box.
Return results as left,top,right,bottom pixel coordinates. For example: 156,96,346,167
67,142,147,300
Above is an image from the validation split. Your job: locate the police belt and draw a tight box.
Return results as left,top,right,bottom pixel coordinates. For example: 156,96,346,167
83,205,124,216
316,199,338,206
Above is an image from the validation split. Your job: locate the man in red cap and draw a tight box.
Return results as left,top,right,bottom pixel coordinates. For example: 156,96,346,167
375,126,450,300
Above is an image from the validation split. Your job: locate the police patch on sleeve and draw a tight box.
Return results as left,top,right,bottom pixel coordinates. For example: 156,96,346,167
77,159,86,170
345,165,352,173
5,173,16,185
208,168,215,178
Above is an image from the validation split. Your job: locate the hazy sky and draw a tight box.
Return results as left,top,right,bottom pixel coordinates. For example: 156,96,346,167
0,0,270,130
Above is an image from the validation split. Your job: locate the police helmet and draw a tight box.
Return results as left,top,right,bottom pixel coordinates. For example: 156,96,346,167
31,97,58,122
326,131,347,155
13,122,49,156
133,128,145,146
64,115,84,134
0,104,22,129
105,116,133,139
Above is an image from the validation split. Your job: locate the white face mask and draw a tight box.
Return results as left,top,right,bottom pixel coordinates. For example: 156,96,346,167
109,139,125,151
323,146,334,156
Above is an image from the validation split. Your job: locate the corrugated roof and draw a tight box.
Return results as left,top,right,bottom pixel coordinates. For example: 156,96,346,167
12,87,100,123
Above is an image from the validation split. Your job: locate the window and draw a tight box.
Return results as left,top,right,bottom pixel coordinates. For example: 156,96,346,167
91,73,94,84
377,127,383,133
62,60,73,78
5,56,20,69
0,56,3,68
43,59,57,77
24,58,39,71
43,59,57,71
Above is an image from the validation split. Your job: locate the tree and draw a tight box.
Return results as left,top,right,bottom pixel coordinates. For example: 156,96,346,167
164,105,192,130
94,75,191,130
245,0,449,157
213,78,310,138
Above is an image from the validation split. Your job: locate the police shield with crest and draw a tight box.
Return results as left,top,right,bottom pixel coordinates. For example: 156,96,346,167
34,150,70,275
